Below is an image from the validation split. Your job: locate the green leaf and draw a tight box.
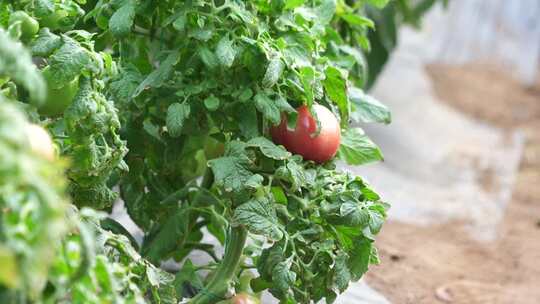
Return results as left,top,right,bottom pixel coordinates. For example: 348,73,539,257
281,159,307,191
368,207,385,235
174,259,204,298
323,66,348,123
173,15,186,31
143,118,162,142
0,29,46,104
331,252,351,292
146,264,175,287
238,88,253,102
370,245,381,265
299,66,315,106
349,87,391,124
361,185,381,201
315,0,337,25
31,28,62,57
254,92,280,125
247,137,291,160
367,0,391,9
257,244,285,279
109,0,137,37
133,52,181,97
100,218,140,251
166,103,190,138
48,37,94,89
146,265,177,304
338,128,383,165
272,260,296,294
233,197,283,241
348,237,372,281
142,210,189,263
208,152,262,193
207,207,227,244
203,95,220,111
262,58,284,88
189,28,213,41
34,0,55,17
110,65,143,103
340,202,370,226
237,104,259,139
341,14,375,28
284,0,306,10
199,46,219,69
216,36,236,68
271,186,288,205
276,95,296,113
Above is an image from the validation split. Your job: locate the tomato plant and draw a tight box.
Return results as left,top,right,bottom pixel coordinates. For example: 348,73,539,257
0,0,441,303
271,104,341,163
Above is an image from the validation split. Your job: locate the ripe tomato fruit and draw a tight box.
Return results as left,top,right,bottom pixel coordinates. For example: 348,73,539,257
271,104,341,163
26,123,56,161
39,67,79,116
230,293,260,304
8,11,39,41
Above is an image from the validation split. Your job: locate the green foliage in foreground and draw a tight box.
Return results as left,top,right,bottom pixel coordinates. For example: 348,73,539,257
0,0,436,303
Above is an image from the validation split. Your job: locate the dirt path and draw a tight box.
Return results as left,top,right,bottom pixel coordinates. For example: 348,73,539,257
365,64,540,304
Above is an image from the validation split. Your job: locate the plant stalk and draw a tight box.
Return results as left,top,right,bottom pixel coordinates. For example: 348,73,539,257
189,226,248,304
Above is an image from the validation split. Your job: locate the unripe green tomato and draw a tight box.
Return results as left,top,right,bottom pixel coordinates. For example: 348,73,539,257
39,10,68,31
9,11,39,41
39,67,79,117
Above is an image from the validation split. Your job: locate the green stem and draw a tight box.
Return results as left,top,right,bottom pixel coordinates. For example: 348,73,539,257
200,167,214,190
190,226,248,304
178,168,215,242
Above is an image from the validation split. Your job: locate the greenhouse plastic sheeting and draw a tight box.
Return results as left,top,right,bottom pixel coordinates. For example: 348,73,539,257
341,28,524,243
421,0,540,85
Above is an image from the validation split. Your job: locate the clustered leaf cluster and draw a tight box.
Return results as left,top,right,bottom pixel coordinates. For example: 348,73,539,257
0,0,441,303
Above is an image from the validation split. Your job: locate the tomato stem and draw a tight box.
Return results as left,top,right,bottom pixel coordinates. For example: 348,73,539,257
175,168,215,255
190,226,247,304
200,167,214,190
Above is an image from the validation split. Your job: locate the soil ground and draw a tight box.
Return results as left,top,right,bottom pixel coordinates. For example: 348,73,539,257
365,64,540,304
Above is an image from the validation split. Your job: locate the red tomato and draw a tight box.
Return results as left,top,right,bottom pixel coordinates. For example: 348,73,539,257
230,293,260,304
271,104,341,163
